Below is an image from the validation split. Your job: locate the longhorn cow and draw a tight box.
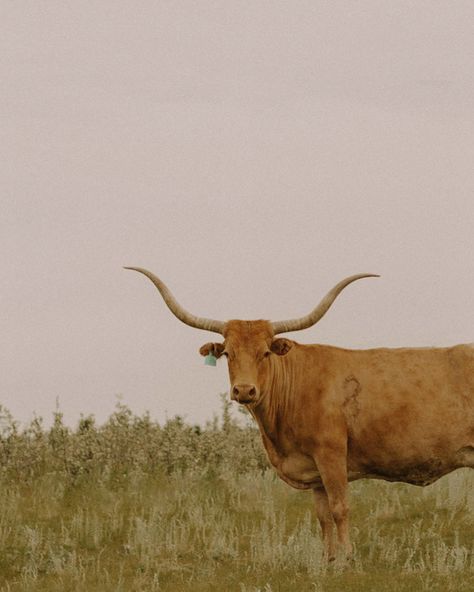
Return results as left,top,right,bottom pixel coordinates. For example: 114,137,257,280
125,267,474,560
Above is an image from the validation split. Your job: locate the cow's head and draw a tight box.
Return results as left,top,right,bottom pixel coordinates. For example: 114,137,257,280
125,267,378,406
198,320,293,404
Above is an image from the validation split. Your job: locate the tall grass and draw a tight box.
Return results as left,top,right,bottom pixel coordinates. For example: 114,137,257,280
0,397,472,591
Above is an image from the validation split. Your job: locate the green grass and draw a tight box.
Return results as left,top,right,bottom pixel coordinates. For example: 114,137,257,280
0,400,472,591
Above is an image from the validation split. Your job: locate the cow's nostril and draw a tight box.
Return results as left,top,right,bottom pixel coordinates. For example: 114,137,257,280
232,384,257,402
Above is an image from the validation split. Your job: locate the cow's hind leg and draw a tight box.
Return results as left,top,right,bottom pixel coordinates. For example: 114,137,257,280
312,487,336,561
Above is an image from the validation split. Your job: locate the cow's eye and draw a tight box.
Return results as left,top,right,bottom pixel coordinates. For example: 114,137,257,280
222,351,229,358
264,351,272,358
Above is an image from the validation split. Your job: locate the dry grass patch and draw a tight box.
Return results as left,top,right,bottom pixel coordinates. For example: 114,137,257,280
0,400,472,591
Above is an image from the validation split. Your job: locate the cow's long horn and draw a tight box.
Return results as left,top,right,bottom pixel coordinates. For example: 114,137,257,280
271,273,379,335
124,267,225,334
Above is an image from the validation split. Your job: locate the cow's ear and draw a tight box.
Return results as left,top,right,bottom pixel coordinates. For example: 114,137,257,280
199,342,225,358
270,338,293,356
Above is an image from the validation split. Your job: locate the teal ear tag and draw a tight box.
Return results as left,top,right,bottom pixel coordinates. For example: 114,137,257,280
204,352,217,366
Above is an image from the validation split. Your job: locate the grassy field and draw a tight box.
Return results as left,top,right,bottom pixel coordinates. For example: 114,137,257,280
0,399,473,591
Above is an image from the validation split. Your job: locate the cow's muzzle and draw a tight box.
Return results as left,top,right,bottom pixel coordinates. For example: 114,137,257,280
231,384,258,404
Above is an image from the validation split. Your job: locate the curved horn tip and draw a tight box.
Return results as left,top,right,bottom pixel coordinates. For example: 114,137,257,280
353,273,380,280
123,266,149,274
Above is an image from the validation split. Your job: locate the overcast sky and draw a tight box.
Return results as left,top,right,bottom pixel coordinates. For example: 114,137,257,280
2,2,474,427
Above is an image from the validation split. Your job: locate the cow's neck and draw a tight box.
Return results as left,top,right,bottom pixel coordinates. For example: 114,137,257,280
251,352,298,450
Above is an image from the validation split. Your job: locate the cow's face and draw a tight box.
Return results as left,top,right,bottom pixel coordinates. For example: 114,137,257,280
199,320,293,405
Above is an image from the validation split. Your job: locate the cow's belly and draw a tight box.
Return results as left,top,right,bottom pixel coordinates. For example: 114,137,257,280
280,453,320,483
277,454,365,489
275,453,412,489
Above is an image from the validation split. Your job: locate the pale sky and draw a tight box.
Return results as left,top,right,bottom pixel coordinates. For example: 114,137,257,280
2,2,474,426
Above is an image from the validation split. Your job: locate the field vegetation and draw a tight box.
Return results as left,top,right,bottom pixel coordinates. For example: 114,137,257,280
0,396,473,591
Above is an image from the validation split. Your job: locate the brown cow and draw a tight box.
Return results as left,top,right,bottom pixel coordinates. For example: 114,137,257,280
125,267,474,560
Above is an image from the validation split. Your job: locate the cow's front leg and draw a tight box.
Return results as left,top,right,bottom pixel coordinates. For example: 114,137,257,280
312,487,336,560
313,447,352,558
